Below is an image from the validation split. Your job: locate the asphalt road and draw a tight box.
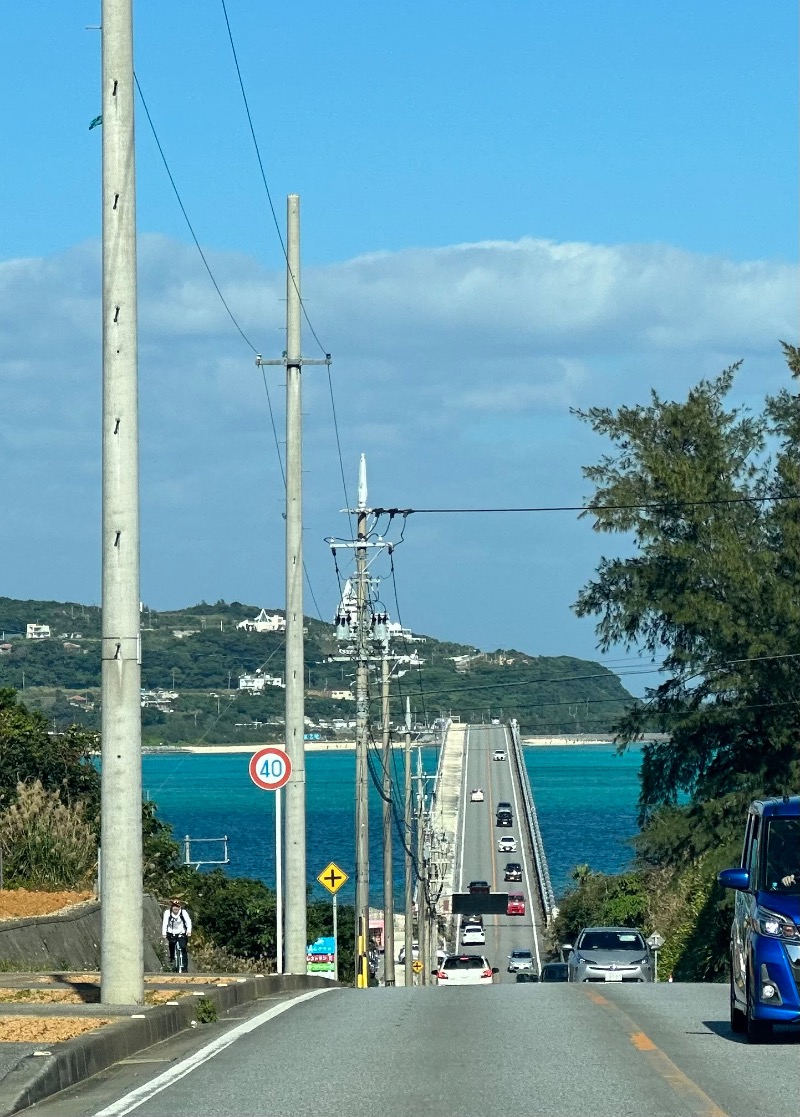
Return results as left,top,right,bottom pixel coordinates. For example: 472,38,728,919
30,982,798,1117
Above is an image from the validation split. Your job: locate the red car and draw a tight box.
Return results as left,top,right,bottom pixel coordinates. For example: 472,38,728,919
507,891,526,916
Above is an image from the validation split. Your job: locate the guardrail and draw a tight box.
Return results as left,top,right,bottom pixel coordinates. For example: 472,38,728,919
508,720,557,923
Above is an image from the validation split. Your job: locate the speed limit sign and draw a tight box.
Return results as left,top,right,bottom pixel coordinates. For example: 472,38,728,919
249,746,292,791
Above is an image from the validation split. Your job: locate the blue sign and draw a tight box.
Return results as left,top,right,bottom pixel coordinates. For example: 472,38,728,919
307,936,335,955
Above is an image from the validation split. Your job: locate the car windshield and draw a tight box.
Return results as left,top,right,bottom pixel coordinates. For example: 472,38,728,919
444,956,486,970
579,931,645,952
512,951,531,959
763,817,800,893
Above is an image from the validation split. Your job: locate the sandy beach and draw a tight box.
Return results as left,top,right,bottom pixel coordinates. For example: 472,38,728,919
147,735,630,755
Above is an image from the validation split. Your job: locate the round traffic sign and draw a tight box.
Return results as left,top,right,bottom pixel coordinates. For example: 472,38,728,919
249,746,292,791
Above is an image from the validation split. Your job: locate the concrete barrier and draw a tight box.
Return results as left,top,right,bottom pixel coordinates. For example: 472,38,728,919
0,895,164,971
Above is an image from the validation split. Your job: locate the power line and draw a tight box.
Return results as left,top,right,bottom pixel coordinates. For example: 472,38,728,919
371,493,799,517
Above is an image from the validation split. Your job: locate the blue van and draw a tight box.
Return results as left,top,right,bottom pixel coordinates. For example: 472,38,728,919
718,795,800,1042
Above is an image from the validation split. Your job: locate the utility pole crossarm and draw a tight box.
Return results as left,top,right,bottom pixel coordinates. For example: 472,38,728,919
255,355,331,367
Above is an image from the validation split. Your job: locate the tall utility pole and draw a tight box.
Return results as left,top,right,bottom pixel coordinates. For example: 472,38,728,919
282,195,306,972
381,652,395,986
416,749,428,986
100,0,144,1005
404,697,413,987
257,197,329,972
354,456,370,988
327,458,394,987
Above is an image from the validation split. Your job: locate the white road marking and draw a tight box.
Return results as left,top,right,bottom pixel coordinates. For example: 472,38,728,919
92,988,332,1116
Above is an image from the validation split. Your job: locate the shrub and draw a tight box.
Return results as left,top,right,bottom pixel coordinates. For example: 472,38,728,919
0,780,96,889
194,996,218,1023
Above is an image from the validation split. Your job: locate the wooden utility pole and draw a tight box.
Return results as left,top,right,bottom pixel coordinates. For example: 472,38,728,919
100,0,143,1006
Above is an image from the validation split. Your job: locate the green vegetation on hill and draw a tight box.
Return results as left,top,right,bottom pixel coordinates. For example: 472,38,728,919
0,597,635,743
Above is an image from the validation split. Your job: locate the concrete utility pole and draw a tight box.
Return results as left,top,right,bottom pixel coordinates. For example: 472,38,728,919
257,197,329,972
354,456,370,987
404,697,413,987
100,0,144,1005
381,652,395,986
282,195,307,972
416,748,428,986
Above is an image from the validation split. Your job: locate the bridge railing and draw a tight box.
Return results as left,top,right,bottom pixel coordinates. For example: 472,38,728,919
509,719,557,923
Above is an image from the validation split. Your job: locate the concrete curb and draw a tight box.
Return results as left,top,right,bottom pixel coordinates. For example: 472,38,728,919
0,973,334,1116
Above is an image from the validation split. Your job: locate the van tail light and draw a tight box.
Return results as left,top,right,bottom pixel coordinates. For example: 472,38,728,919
482,968,492,979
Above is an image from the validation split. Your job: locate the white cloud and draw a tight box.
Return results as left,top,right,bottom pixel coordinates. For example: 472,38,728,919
0,233,796,662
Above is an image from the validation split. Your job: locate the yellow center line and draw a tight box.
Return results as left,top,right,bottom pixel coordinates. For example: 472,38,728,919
580,988,729,1117
630,1030,657,1051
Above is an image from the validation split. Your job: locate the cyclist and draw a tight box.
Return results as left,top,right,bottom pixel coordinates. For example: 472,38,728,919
161,897,193,971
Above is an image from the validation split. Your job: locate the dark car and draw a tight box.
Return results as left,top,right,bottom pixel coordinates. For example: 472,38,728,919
515,971,540,983
540,962,569,982
496,802,513,827
504,862,523,882
468,880,490,894
719,795,800,1042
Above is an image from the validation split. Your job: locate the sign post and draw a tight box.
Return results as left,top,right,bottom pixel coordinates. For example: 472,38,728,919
317,862,348,983
646,931,665,982
249,747,292,975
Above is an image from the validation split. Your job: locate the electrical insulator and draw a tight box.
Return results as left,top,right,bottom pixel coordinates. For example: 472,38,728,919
372,612,388,646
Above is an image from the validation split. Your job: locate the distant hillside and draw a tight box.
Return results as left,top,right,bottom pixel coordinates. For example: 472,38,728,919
0,596,636,745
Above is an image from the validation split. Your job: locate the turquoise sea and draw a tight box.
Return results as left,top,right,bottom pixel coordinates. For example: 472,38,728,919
141,744,644,904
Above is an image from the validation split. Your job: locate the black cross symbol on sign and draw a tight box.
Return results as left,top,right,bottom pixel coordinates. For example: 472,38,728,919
324,868,342,888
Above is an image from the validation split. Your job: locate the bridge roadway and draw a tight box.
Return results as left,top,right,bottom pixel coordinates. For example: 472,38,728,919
450,722,546,980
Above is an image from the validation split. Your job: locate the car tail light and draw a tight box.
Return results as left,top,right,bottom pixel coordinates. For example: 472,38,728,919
436,970,447,979
482,968,492,978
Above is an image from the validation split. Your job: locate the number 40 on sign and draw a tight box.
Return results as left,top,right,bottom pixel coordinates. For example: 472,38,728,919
249,747,292,791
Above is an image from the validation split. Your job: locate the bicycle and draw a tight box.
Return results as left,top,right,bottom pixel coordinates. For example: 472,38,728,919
168,933,189,973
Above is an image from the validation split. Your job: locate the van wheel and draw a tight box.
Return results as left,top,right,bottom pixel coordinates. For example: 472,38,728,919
746,979,773,1044
729,975,746,1034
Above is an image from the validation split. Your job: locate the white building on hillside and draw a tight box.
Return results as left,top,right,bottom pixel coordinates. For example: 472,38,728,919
26,623,51,640
239,670,286,692
237,609,286,633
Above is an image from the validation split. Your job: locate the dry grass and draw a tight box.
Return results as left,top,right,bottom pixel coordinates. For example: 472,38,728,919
0,782,96,889
0,1016,114,1044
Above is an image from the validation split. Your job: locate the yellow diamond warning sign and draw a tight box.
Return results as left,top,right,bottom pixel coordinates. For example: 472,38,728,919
317,862,348,895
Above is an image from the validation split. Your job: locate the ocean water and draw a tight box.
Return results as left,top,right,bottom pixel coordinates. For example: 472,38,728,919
140,743,643,904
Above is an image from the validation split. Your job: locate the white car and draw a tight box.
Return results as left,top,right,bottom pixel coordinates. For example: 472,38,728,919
497,835,517,853
493,750,506,761
398,944,447,965
470,788,485,802
434,954,498,986
461,923,486,946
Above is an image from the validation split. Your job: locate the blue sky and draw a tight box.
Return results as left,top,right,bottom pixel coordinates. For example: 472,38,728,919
1,2,797,697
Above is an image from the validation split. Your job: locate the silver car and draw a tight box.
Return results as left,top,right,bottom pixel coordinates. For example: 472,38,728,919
565,927,653,983
507,948,534,972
